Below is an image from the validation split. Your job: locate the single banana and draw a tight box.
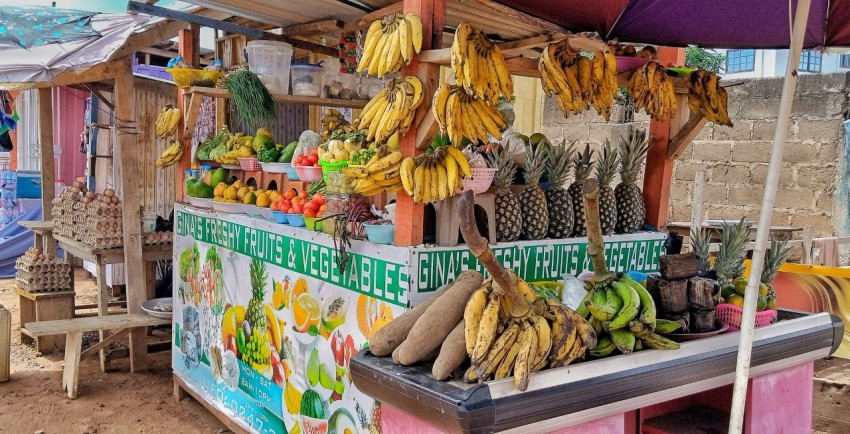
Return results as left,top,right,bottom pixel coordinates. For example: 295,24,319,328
463,365,479,383
530,316,551,372
412,162,425,203
654,318,684,335
471,293,501,364
589,335,616,357
513,322,537,392
443,153,458,195
398,17,412,64
620,275,656,328
445,146,471,178
490,44,513,100
636,331,681,350
358,20,384,73
429,161,439,203
606,281,641,331
495,340,521,380
436,161,448,200
476,322,520,380
399,157,415,196
405,13,423,53
610,329,636,355
464,287,489,356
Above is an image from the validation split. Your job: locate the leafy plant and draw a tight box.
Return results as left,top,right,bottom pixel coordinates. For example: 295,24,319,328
686,46,726,74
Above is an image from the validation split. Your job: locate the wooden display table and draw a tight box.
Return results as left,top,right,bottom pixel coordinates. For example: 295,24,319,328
52,234,171,371
665,221,803,241
16,288,75,352
17,220,55,253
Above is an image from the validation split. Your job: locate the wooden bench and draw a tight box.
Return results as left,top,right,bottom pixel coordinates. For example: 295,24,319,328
22,314,170,398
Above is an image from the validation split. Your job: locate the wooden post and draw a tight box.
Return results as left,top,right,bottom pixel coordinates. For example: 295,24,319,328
37,88,57,256
691,169,705,229
175,25,200,201
394,0,445,246
0,304,9,383
642,46,686,229
113,60,148,373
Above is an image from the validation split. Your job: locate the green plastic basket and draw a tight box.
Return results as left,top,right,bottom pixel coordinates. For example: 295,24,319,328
318,159,349,182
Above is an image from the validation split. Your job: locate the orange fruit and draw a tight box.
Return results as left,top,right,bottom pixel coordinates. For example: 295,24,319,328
727,294,745,307
293,293,320,333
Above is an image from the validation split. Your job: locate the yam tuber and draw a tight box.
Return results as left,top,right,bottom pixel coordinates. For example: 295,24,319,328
432,320,467,380
370,285,447,356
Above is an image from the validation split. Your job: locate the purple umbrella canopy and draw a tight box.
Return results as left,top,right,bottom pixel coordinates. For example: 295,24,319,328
495,0,850,49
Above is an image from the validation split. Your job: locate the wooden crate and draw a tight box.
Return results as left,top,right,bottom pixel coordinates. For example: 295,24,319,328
17,288,75,352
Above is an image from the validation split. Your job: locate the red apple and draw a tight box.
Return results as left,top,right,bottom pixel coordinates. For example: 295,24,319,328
343,335,356,367
330,331,346,367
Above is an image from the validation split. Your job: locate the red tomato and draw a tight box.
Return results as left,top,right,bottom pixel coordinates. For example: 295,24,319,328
312,193,325,205
306,155,318,166
283,188,296,200
299,190,309,200
318,204,327,214
292,205,302,214
310,147,319,156
304,209,316,218
303,202,318,212
270,202,279,211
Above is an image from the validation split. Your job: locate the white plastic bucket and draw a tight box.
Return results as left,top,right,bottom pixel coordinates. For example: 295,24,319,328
142,212,157,233
245,40,293,94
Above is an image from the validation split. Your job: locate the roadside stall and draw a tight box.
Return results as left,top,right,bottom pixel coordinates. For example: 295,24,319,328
154,0,850,433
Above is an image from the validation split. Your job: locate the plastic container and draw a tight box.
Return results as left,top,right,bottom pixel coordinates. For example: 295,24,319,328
213,201,244,214
258,207,275,221
141,212,158,233
242,204,262,217
166,68,222,88
304,216,323,232
260,162,289,173
238,157,262,171
188,197,213,208
272,211,289,224
290,64,323,96
322,215,337,235
319,160,349,182
460,168,498,194
295,166,324,182
364,223,395,245
284,163,300,181
326,171,354,194
286,213,306,227
245,40,293,94
716,304,777,331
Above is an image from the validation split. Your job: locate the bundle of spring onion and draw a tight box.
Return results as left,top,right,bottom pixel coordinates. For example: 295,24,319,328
226,69,277,129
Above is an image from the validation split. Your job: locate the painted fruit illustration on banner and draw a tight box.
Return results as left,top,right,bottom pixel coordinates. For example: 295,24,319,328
356,294,394,339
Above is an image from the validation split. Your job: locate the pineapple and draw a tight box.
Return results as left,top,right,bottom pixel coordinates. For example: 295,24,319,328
244,258,270,367
596,139,619,235
569,144,594,236
519,142,549,240
615,129,650,234
488,143,522,242
690,226,711,273
761,240,791,310
545,140,576,238
714,218,751,287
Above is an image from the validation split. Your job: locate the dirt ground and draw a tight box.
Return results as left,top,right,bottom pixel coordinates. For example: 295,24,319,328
0,270,229,434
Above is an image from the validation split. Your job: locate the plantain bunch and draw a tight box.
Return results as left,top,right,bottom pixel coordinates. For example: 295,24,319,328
342,148,405,196
353,76,424,144
399,145,471,204
627,61,677,121
451,22,514,105
539,42,619,121
357,12,423,78
687,69,733,126
431,83,507,146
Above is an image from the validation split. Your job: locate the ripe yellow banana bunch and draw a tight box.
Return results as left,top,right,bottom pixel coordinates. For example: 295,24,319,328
539,41,618,120
155,105,181,138
431,83,507,146
354,76,424,144
462,271,596,391
687,69,732,126
154,140,184,168
451,22,513,105
343,149,405,196
399,145,471,204
627,61,677,121
357,12,423,78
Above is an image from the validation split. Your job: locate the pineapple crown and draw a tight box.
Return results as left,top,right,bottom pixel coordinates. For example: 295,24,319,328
618,128,650,184
573,144,594,182
546,140,576,187
488,142,519,189
523,139,549,186
761,240,791,284
714,217,751,281
595,139,619,186
690,227,711,272
249,258,268,296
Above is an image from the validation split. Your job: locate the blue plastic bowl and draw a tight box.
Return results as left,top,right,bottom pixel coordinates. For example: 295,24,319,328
626,271,648,284
364,223,395,245
284,163,300,181
272,210,289,224
287,213,306,227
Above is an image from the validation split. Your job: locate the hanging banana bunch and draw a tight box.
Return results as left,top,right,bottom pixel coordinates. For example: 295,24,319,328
450,22,513,105
687,70,733,126
155,105,181,138
357,13,423,78
538,41,618,121
398,145,471,204
353,76,424,144
431,83,507,146
627,61,677,121
154,140,184,168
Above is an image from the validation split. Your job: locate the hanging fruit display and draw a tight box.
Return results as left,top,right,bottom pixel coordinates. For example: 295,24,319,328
357,12,423,78
538,42,618,120
627,61,677,120
450,22,513,105
687,70,733,126
431,83,507,145
353,76,423,144
399,144,471,204
154,140,184,168
155,104,181,138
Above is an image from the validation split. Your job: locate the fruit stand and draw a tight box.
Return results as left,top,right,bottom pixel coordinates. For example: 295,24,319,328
152,0,850,433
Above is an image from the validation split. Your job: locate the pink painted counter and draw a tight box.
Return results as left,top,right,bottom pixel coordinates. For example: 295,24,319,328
351,311,840,433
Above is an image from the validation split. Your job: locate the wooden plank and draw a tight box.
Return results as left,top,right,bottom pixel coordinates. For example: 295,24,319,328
182,91,200,141
114,61,149,374
24,314,169,337
62,331,82,399
17,220,54,231
175,26,199,206
498,33,561,55
80,327,132,361
415,109,438,150
0,58,128,90
667,113,708,160
0,305,9,382
75,301,126,310
173,374,251,433
186,87,368,108
342,2,404,32
96,262,110,372
280,18,344,36
468,0,567,34
37,88,56,256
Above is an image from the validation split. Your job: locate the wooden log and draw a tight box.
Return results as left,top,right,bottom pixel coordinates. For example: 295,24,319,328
688,277,720,310
659,254,700,280
658,279,688,314
645,275,663,309
691,309,716,333
0,305,9,382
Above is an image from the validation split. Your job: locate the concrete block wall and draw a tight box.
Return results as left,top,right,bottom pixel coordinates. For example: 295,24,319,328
540,72,849,237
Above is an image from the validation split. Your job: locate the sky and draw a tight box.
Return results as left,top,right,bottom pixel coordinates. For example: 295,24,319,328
0,0,182,13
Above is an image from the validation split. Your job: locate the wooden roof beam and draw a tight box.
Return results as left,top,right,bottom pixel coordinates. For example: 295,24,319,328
342,2,404,32
280,18,344,36
112,7,233,60
0,57,130,90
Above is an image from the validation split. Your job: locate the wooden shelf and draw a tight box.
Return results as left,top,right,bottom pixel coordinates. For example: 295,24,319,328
184,86,369,109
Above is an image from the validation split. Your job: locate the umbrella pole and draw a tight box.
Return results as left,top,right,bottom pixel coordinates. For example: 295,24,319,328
728,0,812,431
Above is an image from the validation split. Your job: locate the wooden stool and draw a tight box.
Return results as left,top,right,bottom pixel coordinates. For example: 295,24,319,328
0,304,9,382
16,288,75,352
433,192,497,246
262,172,286,191
242,170,263,187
